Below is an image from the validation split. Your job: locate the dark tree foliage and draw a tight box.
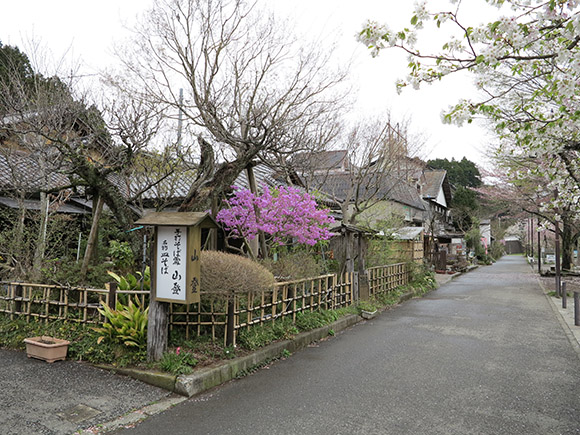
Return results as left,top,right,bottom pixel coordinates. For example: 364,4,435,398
427,157,482,188
0,42,37,115
451,186,479,231
0,42,35,86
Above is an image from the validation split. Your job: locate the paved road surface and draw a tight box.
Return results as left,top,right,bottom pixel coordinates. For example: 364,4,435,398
0,349,170,434
115,256,580,434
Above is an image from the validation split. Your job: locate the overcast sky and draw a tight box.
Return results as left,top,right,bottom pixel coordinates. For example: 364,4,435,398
0,0,499,167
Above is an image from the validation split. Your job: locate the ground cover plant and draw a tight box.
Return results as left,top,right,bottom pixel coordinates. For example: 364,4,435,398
237,307,356,351
0,258,436,376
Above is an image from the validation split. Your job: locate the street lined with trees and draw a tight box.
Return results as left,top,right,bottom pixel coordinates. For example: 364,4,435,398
359,0,580,270
0,1,579,433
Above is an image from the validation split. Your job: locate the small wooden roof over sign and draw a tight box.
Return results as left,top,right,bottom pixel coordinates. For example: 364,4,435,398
135,212,219,228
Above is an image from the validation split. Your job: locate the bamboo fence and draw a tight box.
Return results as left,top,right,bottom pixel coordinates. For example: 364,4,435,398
367,263,410,297
0,282,148,324
168,273,354,344
1,261,409,344
168,294,228,342
235,273,351,329
392,240,424,263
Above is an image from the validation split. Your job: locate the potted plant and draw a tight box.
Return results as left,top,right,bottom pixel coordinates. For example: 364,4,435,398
23,336,70,363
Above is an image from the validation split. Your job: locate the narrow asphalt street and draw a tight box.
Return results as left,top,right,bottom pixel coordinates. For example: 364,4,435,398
114,256,580,435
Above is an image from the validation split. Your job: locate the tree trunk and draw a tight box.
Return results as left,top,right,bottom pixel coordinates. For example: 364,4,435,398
179,155,255,213
80,195,104,282
31,192,49,281
561,217,573,271
70,154,135,230
357,236,370,301
246,165,268,258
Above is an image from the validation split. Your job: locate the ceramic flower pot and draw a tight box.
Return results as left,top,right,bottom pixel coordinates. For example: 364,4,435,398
24,336,70,363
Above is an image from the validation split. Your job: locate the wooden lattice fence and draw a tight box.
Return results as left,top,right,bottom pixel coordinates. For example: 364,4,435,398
0,282,148,324
168,295,228,342
392,240,424,263
367,263,410,297
1,261,410,346
169,273,354,345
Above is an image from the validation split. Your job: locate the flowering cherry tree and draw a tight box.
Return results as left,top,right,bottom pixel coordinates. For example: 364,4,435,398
480,149,580,269
358,0,580,234
216,185,334,257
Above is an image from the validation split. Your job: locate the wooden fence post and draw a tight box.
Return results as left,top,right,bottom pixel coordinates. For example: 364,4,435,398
147,278,169,362
106,282,117,309
353,272,360,303
14,284,23,316
226,298,235,347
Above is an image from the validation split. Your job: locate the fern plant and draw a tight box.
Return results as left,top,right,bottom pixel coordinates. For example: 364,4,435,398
93,299,149,349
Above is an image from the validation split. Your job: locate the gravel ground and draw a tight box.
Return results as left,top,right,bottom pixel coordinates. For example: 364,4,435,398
0,349,170,435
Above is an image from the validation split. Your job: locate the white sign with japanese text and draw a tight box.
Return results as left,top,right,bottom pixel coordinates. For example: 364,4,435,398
156,226,187,302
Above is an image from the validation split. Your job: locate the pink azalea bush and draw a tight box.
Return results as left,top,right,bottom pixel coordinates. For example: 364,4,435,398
216,185,334,246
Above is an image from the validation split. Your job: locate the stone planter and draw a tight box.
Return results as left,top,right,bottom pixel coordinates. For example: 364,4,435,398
361,310,378,320
24,336,70,363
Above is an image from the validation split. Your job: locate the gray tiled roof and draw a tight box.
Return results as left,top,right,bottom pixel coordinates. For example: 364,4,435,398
422,170,446,199
0,196,89,214
0,149,69,192
292,150,349,173
232,163,281,191
311,172,425,211
128,170,197,200
422,169,452,205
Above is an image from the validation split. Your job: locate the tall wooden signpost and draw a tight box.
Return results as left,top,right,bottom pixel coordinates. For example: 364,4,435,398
135,212,219,361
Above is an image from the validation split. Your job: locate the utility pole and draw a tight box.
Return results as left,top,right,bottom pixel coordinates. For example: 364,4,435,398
177,88,184,146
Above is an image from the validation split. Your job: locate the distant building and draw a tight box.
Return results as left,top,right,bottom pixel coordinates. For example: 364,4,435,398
479,219,493,255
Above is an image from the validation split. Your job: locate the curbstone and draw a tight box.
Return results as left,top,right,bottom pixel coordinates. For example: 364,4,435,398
94,365,177,392
97,281,442,398
81,395,187,434
400,291,414,302
140,395,186,415
174,314,360,397
536,277,580,361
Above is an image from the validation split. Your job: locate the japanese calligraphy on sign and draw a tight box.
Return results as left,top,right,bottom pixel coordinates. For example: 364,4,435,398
136,212,216,304
156,226,188,302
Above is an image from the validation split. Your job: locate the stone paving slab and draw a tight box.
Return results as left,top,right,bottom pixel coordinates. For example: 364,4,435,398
540,283,580,359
